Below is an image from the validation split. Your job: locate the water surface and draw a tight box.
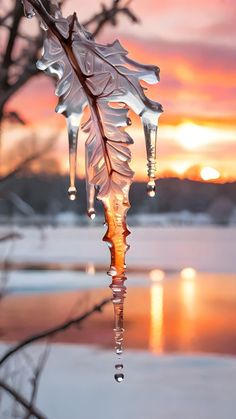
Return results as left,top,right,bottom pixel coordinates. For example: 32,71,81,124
0,271,236,356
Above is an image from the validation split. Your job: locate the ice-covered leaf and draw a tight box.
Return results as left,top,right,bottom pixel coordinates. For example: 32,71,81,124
21,0,163,360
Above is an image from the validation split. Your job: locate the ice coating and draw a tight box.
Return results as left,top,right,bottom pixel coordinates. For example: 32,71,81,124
21,0,163,374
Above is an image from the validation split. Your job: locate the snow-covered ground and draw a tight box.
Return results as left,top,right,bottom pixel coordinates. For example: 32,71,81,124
0,226,235,273
1,344,236,419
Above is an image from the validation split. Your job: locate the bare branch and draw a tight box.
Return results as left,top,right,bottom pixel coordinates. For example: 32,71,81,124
0,233,22,243
0,297,111,367
0,380,48,419
0,138,54,185
0,0,139,124
83,0,139,37
24,347,50,419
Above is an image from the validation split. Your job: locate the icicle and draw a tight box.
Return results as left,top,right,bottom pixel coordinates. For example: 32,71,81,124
66,113,80,201
21,0,163,382
141,110,160,197
21,0,35,18
87,183,96,219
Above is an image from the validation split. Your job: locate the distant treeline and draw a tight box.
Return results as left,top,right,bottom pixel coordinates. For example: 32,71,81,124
1,175,236,224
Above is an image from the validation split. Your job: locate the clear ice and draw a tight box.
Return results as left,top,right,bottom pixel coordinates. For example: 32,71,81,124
22,0,163,378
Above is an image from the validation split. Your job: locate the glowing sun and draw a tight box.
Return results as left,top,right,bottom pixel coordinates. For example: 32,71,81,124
176,122,215,150
200,166,220,181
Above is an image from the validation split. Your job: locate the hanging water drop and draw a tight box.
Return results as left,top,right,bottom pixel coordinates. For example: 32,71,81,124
86,183,96,220
68,186,77,201
147,179,156,197
115,364,123,370
114,373,124,383
116,346,123,356
88,209,96,220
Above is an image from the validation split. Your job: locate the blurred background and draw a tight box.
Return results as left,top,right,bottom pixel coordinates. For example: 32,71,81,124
0,1,236,419
0,0,236,225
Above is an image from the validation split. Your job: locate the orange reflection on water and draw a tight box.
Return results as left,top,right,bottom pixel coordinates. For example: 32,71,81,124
1,273,236,355
149,282,164,354
180,276,196,319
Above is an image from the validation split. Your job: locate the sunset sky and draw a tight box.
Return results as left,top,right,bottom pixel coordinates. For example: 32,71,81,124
3,0,236,182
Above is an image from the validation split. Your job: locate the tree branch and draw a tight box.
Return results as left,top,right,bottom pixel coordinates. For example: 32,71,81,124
0,139,54,185
83,0,139,37
0,380,48,419
24,347,50,419
0,233,22,242
0,297,111,367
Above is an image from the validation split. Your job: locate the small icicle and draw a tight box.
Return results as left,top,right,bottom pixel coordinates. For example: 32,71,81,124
67,113,80,201
141,110,160,197
86,183,96,220
21,0,35,18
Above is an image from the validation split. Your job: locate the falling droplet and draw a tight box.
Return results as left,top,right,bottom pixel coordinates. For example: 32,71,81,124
86,183,96,220
88,210,96,220
116,346,123,356
114,373,124,383
147,180,156,197
22,0,35,18
68,186,77,201
115,364,123,370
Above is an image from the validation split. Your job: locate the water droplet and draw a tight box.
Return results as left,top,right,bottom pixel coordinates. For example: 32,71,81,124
147,180,156,198
114,373,124,383
115,364,123,370
116,347,123,356
88,210,96,220
68,186,77,201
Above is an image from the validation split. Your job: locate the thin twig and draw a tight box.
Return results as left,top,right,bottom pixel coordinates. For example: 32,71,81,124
24,346,50,419
0,233,22,243
0,380,48,419
0,297,111,367
0,139,54,185
83,0,139,37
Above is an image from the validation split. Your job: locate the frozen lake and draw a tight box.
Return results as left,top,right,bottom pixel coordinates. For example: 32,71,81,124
0,226,236,418
0,225,236,272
